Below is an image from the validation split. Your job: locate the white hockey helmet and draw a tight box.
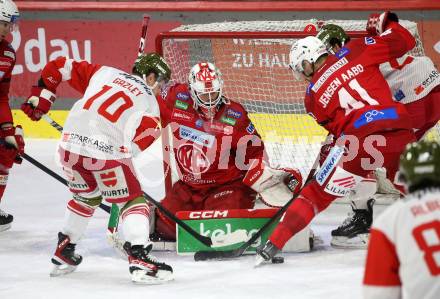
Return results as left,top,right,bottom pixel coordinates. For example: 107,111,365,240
188,62,224,111
289,36,327,80
0,0,19,26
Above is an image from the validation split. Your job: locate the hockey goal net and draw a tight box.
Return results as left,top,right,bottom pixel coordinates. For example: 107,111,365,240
156,19,437,192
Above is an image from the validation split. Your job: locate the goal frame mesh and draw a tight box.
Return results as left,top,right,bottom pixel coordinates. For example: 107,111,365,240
155,20,432,195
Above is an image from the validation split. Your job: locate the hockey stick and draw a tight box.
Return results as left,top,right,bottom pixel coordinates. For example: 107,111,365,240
40,114,214,247
193,135,331,261
138,14,150,56
18,152,111,214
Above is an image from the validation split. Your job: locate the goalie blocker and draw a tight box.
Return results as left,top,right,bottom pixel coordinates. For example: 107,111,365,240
176,208,312,255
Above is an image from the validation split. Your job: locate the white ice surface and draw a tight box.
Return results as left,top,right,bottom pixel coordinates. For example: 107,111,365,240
0,139,371,299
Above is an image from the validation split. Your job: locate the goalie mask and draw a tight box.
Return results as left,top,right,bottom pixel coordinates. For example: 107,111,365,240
133,53,171,89
289,36,327,81
316,24,350,54
188,62,224,119
399,141,440,192
0,0,19,31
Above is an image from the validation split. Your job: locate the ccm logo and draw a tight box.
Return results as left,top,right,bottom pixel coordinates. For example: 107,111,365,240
189,210,229,219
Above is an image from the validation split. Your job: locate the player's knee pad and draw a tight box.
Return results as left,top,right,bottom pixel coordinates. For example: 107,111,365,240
72,194,103,209
119,196,150,220
68,195,103,218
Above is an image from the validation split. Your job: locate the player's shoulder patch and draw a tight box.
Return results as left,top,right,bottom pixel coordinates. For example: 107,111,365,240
364,36,376,45
246,122,255,134
335,47,350,59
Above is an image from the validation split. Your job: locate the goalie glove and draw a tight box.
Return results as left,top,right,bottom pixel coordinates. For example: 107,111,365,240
21,86,56,121
366,11,399,36
243,160,303,208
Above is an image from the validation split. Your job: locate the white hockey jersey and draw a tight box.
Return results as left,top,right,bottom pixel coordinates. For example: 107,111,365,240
380,54,440,104
49,58,160,159
363,189,440,299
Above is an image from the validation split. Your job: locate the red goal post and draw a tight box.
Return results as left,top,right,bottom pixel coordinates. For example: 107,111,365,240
155,19,428,192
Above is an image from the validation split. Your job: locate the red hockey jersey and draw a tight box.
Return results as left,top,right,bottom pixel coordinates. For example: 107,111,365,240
0,40,16,125
158,83,265,189
304,22,416,138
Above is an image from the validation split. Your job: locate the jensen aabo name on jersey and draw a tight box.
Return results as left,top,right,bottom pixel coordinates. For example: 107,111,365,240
305,22,416,138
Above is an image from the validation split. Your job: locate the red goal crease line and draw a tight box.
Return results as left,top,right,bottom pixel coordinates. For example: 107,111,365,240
16,1,440,12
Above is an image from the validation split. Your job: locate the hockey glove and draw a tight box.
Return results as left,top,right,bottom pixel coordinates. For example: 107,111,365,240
282,168,303,194
366,11,399,36
21,86,56,121
1,125,24,155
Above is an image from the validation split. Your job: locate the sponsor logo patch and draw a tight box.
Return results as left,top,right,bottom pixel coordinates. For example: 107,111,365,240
177,144,211,175
172,109,194,122
335,47,350,59
394,89,405,101
246,122,255,134
96,167,129,199
177,92,190,101
220,116,236,126
353,108,398,129
414,85,425,95
312,57,348,92
226,108,242,119
414,69,440,95
316,146,344,186
175,100,189,110
364,37,376,45
195,119,204,128
179,125,215,148
306,83,313,95
323,167,361,197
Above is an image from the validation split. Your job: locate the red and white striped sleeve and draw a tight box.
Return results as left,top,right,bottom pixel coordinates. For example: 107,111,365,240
363,204,402,299
40,57,102,94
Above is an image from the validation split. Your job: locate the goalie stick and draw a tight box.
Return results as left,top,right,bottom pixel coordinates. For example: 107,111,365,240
193,134,331,261
40,114,215,247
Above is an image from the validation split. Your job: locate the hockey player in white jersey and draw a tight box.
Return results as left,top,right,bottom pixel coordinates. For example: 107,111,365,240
316,15,440,248
21,53,174,284
363,140,440,299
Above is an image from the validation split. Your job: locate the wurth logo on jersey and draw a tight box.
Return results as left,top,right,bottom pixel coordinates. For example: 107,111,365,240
100,171,117,187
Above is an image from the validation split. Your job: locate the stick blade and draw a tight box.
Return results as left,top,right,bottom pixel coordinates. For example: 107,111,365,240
194,249,242,261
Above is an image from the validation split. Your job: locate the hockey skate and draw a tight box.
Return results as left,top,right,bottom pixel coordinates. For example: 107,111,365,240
0,209,13,232
50,232,83,277
255,240,281,266
124,242,173,284
331,199,374,249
